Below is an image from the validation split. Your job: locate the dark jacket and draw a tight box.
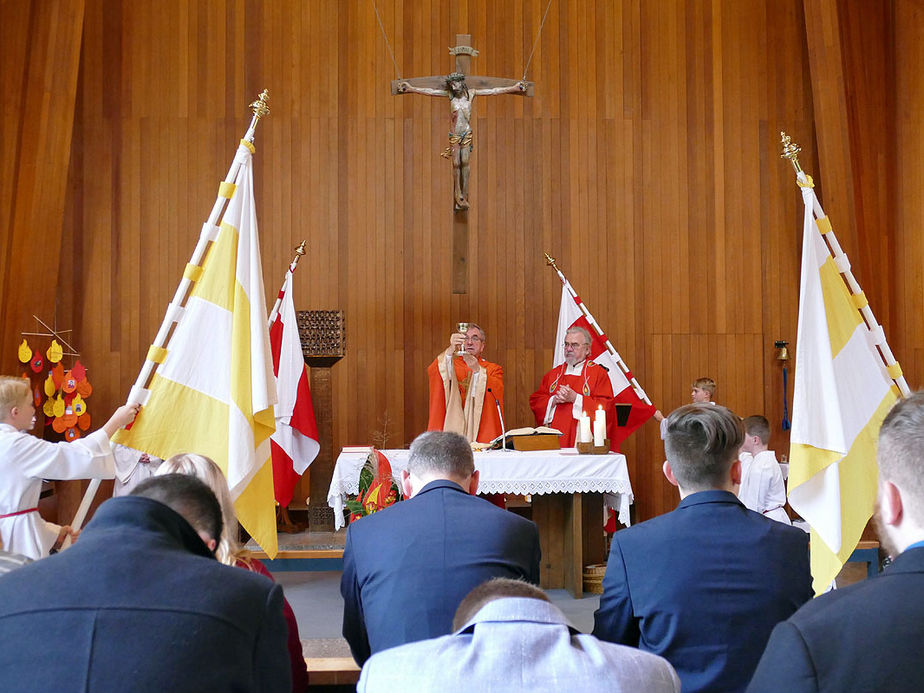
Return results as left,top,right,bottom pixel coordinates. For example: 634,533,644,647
0,496,291,692
593,489,812,693
341,479,541,664
748,546,924,693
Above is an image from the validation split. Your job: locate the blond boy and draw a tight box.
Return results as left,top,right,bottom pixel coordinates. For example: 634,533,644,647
0,376,138,558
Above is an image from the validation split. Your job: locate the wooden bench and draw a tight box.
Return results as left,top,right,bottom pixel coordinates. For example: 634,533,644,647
847,539,881,579
305,656,360,686
241,548,344,572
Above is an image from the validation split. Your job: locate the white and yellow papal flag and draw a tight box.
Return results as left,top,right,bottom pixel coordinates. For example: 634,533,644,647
789,180,900,594
114,140,278,556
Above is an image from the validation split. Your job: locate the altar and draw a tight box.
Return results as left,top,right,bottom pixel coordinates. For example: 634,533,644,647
329,448,633,597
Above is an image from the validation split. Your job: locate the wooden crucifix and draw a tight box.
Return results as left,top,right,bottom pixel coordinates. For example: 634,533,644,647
393,34,533,294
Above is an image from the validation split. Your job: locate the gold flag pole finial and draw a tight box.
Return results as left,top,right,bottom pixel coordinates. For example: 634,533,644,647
244,89,270,143
780,131,804,176
289,240,308,272
544,252,559,271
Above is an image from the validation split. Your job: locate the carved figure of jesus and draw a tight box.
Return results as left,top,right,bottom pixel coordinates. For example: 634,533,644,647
398,73,527,210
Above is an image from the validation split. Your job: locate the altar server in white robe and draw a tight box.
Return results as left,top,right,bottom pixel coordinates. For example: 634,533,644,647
738,415,791,525
0,376,139,559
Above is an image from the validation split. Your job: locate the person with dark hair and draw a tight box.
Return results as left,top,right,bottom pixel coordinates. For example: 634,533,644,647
738,414,791,524
748,392,924,693
593,404,812,693
341,431,541,665
0,474,290,692
357,578,680,692
156,453,308,693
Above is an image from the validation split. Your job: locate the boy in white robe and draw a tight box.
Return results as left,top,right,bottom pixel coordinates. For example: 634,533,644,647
0,376,139,559
654,377,717,438
738,415,791,525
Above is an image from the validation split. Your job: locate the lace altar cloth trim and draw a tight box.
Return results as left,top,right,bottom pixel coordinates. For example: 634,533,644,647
478,479,634,496
329,448,634,530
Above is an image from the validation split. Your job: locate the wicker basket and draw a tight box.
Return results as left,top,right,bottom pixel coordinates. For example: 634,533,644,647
583,563,607,594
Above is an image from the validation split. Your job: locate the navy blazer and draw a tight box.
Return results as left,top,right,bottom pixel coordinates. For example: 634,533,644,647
593,489,812,693
748,546,924,692
341,479,541,664
0,496,291,693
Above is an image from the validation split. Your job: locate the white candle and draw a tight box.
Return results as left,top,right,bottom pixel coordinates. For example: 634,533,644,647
595,405,607,427
593,418,605,447
579,413,592,444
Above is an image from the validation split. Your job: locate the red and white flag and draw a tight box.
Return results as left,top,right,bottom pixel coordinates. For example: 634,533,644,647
268,268,320,507
553,281,656,451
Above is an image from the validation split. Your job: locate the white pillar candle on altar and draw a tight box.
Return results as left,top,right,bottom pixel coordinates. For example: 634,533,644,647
579,413,592,444
593,418,606,447
595,405,607,428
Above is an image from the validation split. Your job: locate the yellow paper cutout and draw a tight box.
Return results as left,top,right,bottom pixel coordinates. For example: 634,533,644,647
18,339,32,364
46,340,64,363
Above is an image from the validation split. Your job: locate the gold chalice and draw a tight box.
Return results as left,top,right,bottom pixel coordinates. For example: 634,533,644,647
456,322,469,356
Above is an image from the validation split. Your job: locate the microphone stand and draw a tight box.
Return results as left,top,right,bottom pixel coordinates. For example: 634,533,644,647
487,388,512,452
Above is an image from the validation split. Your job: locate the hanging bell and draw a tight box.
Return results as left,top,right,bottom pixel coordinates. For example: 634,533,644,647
775,340,790,361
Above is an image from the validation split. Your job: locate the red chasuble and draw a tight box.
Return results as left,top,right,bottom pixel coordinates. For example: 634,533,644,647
529,360,615,448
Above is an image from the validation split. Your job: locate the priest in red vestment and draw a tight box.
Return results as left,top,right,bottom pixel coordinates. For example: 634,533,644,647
529,326,615,447
427,324,504,444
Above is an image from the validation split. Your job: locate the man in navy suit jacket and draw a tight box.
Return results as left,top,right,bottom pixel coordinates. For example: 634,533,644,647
593,404,812,692
341,431,541,665
749,392,924,693
0,474,290,692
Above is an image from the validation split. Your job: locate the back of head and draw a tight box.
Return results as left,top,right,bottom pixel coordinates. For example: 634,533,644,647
665,404,743,491
407,431,474,482
692,377,716,398
131,474,223,548
452,578,549,631
743,415,771,445
0,376,30,420
879,393,924,522
155,453,240,564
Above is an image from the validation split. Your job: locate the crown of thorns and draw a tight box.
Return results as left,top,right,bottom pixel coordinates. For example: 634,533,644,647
446,72,467,83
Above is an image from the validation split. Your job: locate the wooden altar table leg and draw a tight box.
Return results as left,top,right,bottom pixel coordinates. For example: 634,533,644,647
563,493,584,599
532,493,585,599
582,493,606,566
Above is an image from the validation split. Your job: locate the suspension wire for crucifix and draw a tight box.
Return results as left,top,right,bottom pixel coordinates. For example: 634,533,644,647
371,0,402,79
370,0,555,83
522,0,555,81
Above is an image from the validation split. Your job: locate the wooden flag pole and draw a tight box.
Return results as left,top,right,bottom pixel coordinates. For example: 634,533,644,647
62,93,272,550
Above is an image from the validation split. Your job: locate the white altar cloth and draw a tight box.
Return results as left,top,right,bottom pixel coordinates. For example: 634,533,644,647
328,447,633,530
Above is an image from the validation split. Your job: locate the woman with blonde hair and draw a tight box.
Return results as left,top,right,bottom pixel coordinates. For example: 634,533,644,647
157,453,308,692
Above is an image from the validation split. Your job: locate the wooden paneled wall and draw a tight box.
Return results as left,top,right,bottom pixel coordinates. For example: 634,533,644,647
3,1,922,523
0,0,85,368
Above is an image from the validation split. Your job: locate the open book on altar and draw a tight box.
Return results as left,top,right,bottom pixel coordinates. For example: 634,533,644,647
487,426,562,451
